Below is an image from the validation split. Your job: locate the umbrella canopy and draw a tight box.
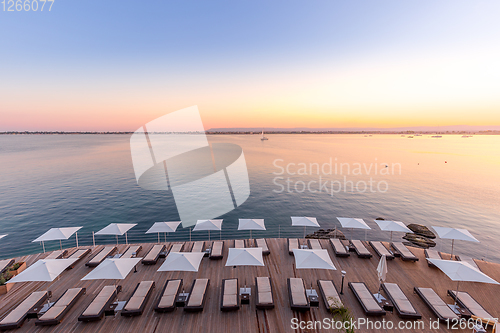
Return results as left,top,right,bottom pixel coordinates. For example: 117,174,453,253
193,219,223,241
0,234,7,240
225,248,265,267
32,227,83,252
337,217,371,240
9,259,78,283
95,223,137,245
374,220,413,241
238,219,266,239
291,216,320,238
81,258,142,280
377,254,388,282
432,226,480,257
158,252,205,272
292,249,337,270
426,259,499,285
146,221,182,242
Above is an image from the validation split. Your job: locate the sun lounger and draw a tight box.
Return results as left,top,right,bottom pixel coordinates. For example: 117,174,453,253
288,238,299,255
220,278,239,311
382,283,421,319
288,278,310,311
255,277,274,309
234,239,245,248
121,245,142,258
424,249,442,267
121,281,155,317
330,239,350,257
456,256,481,271
350,240,372,259
0,259,14,274
210,241,223,260
45,250,67,260
307,239,322,250
254,239,270,255
348,282,386,316
169,242,184,253
369,241,394,260
142,245,165,265
414,287,459,323
66,248,91,269
184,279,210,312
78,285,118,322
191,241,205,252
0,291,48,330
448,290,494,320
85,246,117,267
318,280,343,310
494,322,500,333
391,242,419,262
35,288,86,326
154,279,183,313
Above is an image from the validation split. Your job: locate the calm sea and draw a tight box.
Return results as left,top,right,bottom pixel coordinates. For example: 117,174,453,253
1,134,499,262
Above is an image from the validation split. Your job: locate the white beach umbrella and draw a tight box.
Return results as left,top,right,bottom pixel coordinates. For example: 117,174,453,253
193,219,223,241
32,227,83,253
238,219,266,239
158,252,205,272
81,258,142,280
95,223,137,245
374,220,413,241
292,249,336,270
375,254,388,301
291,216,320,238
432,226,480,258
427,259,499,306
146,221,181,243
8,259,78,283
337,217,371,240
225,247,265,289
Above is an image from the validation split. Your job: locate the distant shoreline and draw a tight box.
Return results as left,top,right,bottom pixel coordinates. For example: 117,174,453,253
1,131,499,135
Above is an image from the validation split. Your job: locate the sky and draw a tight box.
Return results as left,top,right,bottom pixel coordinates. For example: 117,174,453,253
1,0,500,131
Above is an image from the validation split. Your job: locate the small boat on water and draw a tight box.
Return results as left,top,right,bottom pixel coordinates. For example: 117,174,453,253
260,129,268,141
415,134,422,136
462,135,473,138
431,135,443,138
407,136,414,138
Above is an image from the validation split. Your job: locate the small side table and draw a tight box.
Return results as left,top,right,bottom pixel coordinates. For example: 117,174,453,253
176,293,189,307
240,287,251,304
306,289,319,307
381,300,393,312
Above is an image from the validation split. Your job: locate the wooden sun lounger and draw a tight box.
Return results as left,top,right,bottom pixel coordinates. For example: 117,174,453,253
288,278,310,311
121,281,155,317
414,287,459,323
369,241,394,260
382,283,421,319
154,279,183,313
78,285,118,322
0,291,48,330
307,239,322,250
66,248,91,269
184,279,210,312
0,259,14,274
221,279,239,311
35,288,86,326
288,238,299,255
456,256,481,271
348,282,386,316
318,280,343,310
234,239,245,249
391,242,419,262
448,290,494,320
254,239,270,255
330,239,350,257
45,250,67,260
424,249,442,267
256,277,274,309
141,245,165,265
191,241,205,252
121,245,142,258
210,241,223,260
350,240,372,259
85,246,117,267
169,242,184,253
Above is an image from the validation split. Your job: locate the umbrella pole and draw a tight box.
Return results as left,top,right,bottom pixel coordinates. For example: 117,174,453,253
189,228,191,242
92,232,95,247
453,281,460,307
390,231,393,242
42,241,45,253
303,226,306,239
60,239,62,250
208,230,210,242
165,232,167,242
451,239,454,259
125,232,128,245
158,233,160,243
250,230,252,239
76,232,79,248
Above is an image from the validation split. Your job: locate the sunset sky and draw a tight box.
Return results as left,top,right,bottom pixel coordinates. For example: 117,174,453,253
1,0,500,131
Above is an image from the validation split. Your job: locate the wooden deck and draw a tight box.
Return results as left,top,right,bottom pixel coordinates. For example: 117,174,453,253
1,238,499,332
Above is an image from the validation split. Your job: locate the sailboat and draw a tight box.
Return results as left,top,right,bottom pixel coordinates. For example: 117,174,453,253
260,129,268,141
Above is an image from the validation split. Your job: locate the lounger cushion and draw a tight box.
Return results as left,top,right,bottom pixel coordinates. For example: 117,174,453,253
453,291,493,319
144,245,163,261
69,249,88,259
393,242,417,259
170,243,183,252
192,242,204,252
371,242,391,256
188,279,208,307
212,242,223,256
351,283,382,312
351,240,370,255
124,281,154,311
417,288,458,320
122,246,141,258
257,277,273,305
256,239,268,252
158,280,181,308
234,240,245,248
223,279,238,307
384,283,417,314
319,280,341,308
88,247,115,264
81,286,115,316
309,239,321,249
289,278,307,306
0,291,47,325
330,239,347,254
425,249,441,259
